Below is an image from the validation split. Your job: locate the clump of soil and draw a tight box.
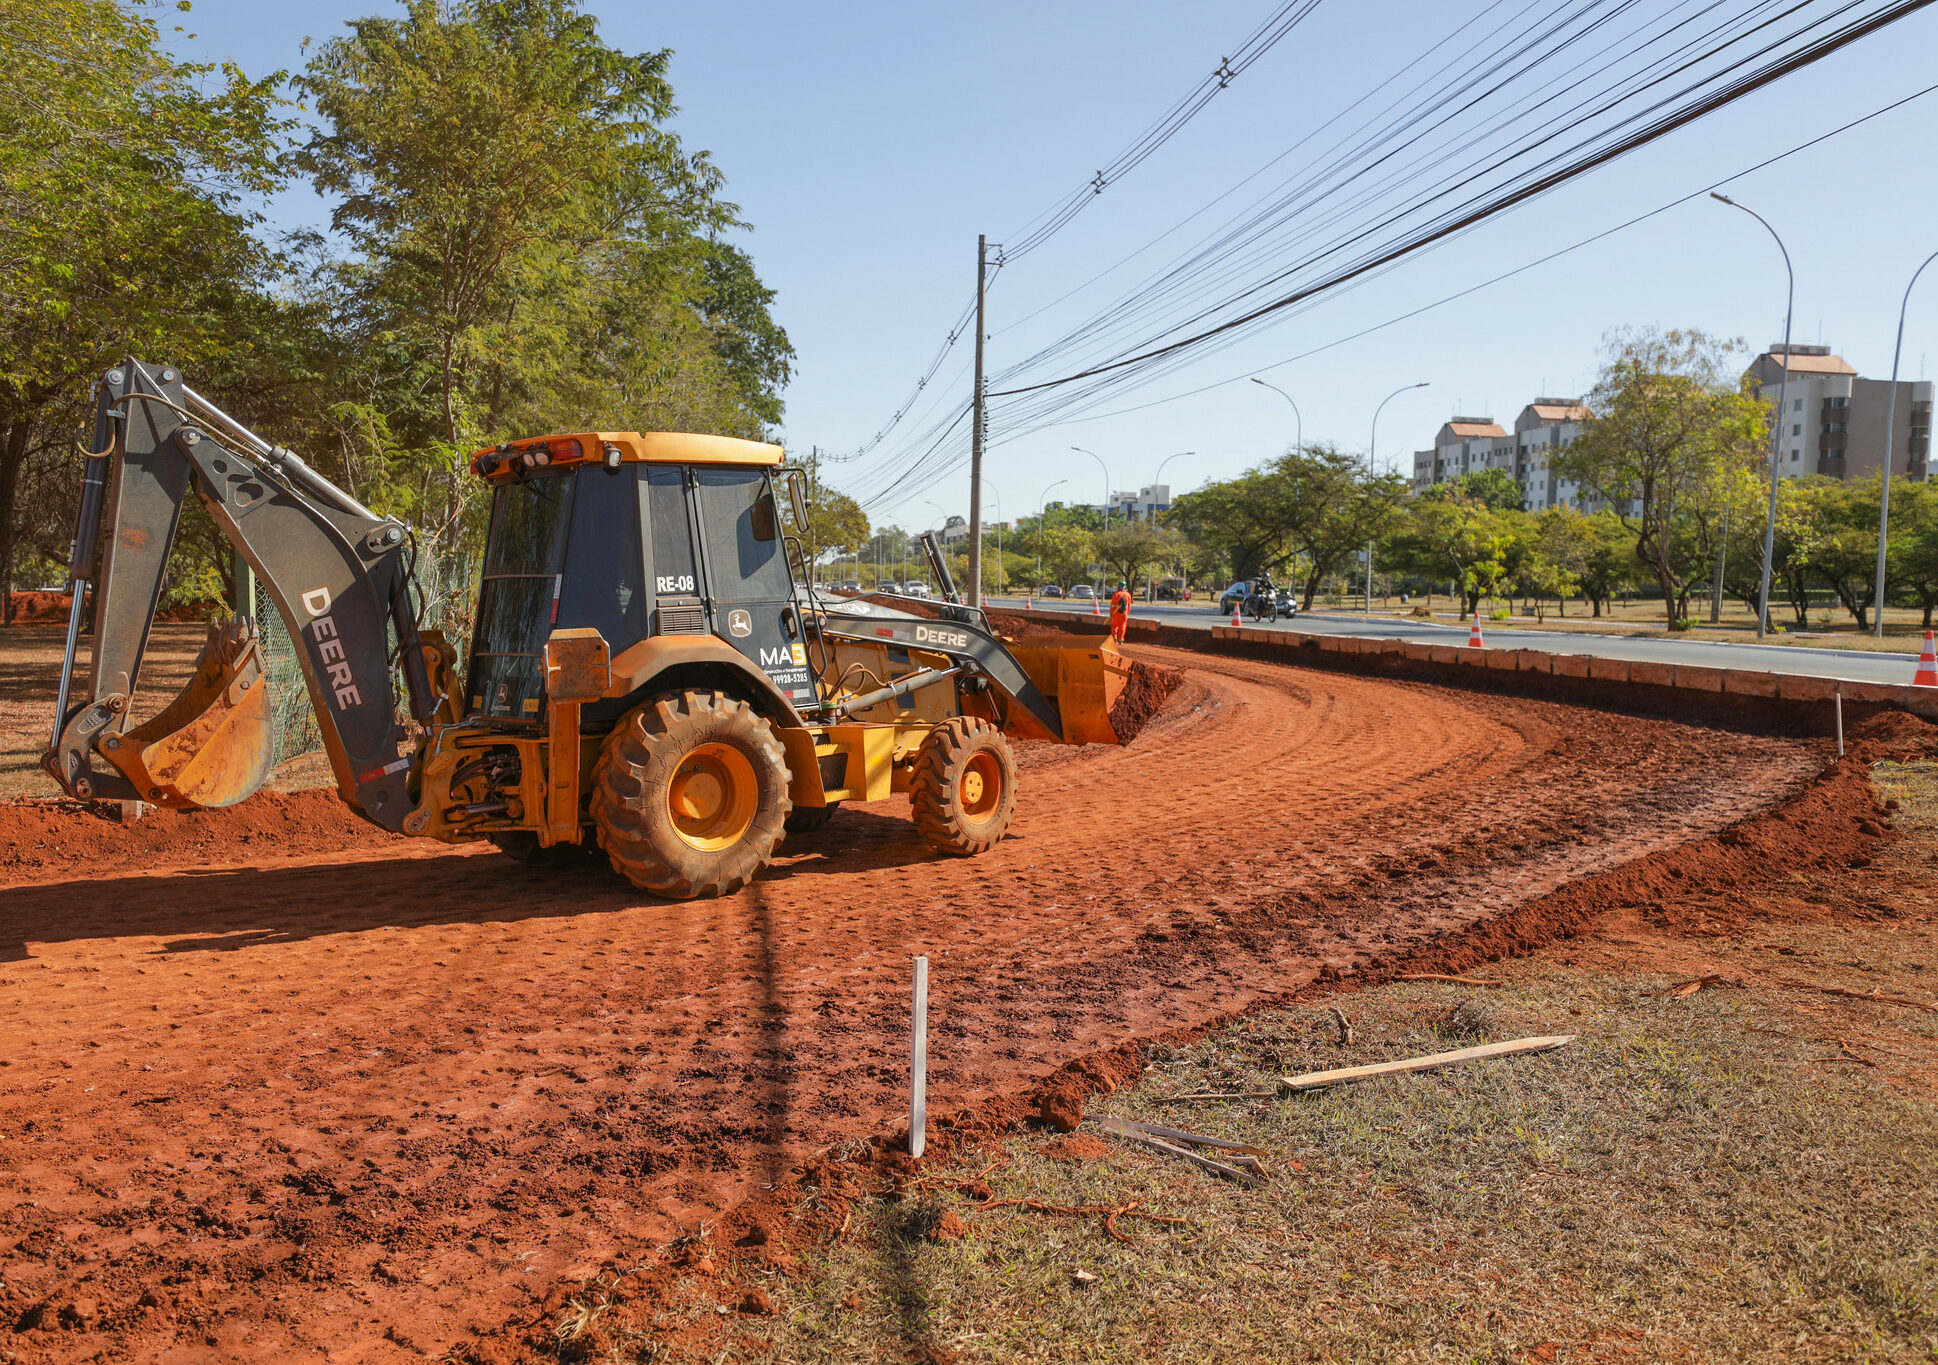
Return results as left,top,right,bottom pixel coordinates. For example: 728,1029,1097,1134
0,789,399,884
1038,1087,1086,1132
984,610,1078,641
1108,661,1185,743
1043,1133,1112,1162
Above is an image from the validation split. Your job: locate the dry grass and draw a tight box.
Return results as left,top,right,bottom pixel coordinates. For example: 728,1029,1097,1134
706,767,1938,1364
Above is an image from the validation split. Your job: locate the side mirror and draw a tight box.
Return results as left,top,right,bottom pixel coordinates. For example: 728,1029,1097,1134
786,472,810,535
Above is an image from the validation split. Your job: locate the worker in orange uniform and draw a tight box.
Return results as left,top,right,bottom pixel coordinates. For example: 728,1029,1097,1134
1108,581,1133,642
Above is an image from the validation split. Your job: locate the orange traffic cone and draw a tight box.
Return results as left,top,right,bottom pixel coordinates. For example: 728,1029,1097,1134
1231,602,1242,627
1916,630,1938,688
1091,593,1101,616
1468,618,1485,648
1025,588,1033,609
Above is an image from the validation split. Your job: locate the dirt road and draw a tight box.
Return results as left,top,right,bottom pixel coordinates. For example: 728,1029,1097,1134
0,643,1828,1360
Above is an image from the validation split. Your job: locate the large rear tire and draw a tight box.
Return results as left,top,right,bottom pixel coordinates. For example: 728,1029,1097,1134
910,718,1017,856
591,689,791,899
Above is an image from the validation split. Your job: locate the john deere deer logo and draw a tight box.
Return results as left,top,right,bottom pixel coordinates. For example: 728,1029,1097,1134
727,609,752,637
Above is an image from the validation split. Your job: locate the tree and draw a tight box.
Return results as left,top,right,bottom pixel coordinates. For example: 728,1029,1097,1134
1799,477,1888,630
1556,327,1766,628
1515,506,1593,620
1385,489,1516,619
294,0,756,567
1578,510,1637,616
0,0,288,618
1095,521,1162,592
1886,479,1938,628
1033,524,1094,589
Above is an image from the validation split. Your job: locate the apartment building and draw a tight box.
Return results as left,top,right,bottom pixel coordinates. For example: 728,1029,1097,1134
1081,484,1172,522
1410,400,1602,510
1746,344,1932,482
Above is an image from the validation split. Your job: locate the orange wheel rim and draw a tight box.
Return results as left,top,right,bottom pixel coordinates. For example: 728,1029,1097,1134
667,742,758,851
959,752,1002,821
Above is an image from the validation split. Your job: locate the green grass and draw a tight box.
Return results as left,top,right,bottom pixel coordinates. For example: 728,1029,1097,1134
727,941,1938,1362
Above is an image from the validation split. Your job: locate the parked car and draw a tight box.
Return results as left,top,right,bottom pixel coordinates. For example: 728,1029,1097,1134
1069,584,1096,601
1153,578,1187,602
1039,584,1063,598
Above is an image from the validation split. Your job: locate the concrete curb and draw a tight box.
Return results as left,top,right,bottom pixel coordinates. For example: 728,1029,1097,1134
991,607,1938,729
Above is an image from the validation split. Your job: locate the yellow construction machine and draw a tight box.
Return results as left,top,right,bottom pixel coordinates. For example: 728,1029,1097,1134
43,360,1129,897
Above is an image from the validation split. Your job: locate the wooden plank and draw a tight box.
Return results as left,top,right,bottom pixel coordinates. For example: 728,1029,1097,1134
1278,1035,1576,1093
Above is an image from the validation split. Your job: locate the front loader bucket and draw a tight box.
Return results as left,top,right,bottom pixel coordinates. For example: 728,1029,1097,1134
1003,634,1129,746
98,620,275,808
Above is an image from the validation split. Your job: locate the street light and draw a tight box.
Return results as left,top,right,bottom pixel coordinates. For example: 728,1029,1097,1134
1071,446,1111,530
1712,192,1793,639
1035,478,1066,580
1873,248,1938,637
1367,382,1430,617
1251,377,1303,453
1146,452,1193,602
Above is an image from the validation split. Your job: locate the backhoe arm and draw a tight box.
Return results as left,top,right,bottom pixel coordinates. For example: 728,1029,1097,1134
43,359,435,831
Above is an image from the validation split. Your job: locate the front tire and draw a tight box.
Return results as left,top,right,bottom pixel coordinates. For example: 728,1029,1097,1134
910,718,1017,856
591,689,791,899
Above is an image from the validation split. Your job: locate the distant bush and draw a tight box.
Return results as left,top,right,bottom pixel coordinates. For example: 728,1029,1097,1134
1490,607,1511,621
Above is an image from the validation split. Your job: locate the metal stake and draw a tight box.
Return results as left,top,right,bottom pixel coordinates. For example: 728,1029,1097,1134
1835,685,1844,758
909,955,930,1158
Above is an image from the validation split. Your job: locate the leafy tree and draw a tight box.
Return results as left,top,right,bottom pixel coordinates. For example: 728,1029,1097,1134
1033,524,1095,589
1799,477,1889,630
1885,479,1938,628
698,240,795,427
1514,506,1592,620
0,0,287,618
1449,467,1524,511
1385,490,1516,619
1095,521,1162,592
1578,510,1638,616
1556,327,1766,628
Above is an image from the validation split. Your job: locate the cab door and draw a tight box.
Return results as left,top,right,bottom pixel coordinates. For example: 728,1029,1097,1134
691,468,813,707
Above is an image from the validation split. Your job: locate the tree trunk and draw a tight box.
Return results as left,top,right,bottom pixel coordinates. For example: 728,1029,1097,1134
0,415,32,627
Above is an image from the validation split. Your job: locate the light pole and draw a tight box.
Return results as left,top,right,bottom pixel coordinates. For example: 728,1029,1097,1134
1367,382,1430,617
1251,377,1303,453
1873,248,1938,637
1147,451,1192,601
1035,478,1066,582
1071,446,1111,531
1713,192,1793,639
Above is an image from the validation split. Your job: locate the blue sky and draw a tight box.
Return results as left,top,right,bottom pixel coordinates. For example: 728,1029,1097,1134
168,1,1938,531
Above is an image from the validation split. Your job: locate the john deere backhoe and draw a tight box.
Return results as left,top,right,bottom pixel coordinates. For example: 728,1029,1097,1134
42,359,1128,898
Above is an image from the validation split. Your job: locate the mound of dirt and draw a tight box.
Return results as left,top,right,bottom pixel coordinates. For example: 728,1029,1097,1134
1849,708,1938,763
0,789,400,885
984,610,1079,641
1109,660,1186,743
3,591,216,626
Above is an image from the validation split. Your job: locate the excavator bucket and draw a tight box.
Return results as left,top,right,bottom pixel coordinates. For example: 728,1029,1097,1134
97,620,275,808
1002,634,1129,746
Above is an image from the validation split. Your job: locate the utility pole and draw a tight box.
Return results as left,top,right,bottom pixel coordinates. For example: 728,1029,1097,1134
967,234,989,608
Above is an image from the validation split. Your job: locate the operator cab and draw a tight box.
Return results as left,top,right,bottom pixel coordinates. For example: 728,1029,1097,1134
465,431,809,726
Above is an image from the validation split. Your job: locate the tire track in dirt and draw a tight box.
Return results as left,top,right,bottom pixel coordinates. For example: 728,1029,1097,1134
0,646,1822,1360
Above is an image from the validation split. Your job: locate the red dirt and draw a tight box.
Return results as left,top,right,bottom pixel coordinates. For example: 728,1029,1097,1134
1107,661,1184,742
1041,1134,1112,1163
0,791,399,889
0,641,1910,1362
2,592,213,626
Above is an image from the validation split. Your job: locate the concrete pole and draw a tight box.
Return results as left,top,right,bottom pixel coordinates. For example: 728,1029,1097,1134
967,235,988,608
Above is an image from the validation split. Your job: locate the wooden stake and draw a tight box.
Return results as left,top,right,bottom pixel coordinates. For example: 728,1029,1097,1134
1396,973,1506,987
1279,1035,1576,1093
909,956,929,1158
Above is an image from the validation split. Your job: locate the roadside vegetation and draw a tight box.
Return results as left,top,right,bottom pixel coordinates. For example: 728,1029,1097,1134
663,766,1938,1364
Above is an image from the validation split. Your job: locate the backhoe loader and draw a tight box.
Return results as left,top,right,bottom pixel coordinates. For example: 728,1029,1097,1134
42,359,1129,898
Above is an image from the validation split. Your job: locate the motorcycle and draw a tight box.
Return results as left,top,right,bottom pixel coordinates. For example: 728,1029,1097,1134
1245,588,1279,622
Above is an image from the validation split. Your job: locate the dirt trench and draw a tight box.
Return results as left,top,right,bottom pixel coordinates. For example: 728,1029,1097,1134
0,642,1871,1361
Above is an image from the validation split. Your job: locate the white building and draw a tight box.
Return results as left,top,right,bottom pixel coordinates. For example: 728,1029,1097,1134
1411,401,1608,511
1085,484,1172,522
1746,345,1932,482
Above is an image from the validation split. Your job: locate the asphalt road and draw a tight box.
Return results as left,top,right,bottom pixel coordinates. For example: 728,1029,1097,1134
983,595,1927,687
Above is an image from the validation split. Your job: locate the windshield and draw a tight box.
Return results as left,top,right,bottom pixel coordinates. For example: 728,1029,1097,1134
469,473,573,719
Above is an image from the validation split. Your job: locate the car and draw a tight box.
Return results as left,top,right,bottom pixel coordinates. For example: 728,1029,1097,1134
1218,581,1250,615
1069,584,1096,600
1039,584,1063,598
839,580,863,593
904,582,932,598
1153,578,1187,602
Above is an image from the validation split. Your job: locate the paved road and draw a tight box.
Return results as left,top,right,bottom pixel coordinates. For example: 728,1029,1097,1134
983,596,1926,687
